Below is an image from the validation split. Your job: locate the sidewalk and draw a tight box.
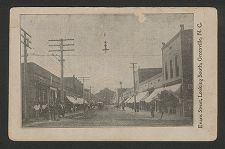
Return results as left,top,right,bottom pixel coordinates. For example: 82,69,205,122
64,111,84,118
121,107,192,121
23,111,84,127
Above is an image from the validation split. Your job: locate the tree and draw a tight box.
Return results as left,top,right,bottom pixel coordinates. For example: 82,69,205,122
95,88,115,105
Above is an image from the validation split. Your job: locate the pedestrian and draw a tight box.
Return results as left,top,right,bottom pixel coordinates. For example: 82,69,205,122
159,102,166,120
55,100,60,120
146,103,149,111
122,102,125,111
41,103,48,119
74,105,77,112
59,102,65,117
33,101,40,120
136,103,139,112
49,101,56,121
150,104,155,118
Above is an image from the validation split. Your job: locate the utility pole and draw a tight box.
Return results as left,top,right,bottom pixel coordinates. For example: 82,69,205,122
48,38,74,103
89,86,92,101
20,28,32,121
102,32,110,54
130,63,137,112
120,81,123,89
118,81,123,107
78,77,90,112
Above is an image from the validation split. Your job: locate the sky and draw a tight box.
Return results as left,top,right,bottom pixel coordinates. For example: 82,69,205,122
21,13,193,93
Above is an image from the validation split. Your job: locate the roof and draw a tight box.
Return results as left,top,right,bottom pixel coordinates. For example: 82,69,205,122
24,62,60,80
66,96,84,104
64,77,82,83
138,68,162,83
144,83,181,103
162,29,193,50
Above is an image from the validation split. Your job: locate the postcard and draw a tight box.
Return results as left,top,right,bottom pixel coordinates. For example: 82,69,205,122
9,7,217,141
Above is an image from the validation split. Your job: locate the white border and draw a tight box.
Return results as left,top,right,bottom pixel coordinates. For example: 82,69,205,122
9,7,217,141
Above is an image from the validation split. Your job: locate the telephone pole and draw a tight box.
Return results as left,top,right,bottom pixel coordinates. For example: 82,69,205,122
48,38,74,103
130,63,137,112
120,81,123,89
118,81,123,107
78,76,90,112
89,86,92,100
20,28,32,121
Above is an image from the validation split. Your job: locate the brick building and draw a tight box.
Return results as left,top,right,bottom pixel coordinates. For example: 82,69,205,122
161,24,193,117
137,71,163,93
135,67,162,90
21,62,60,121
63,76,83,97
21,62,85,121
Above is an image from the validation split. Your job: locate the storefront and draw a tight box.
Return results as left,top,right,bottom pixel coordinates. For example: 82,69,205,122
22,62,61,121
144,87,164,112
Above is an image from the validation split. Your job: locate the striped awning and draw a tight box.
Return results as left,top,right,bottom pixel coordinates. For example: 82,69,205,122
144,87,164,103
66,96,84,104
136,91,148,102
144,83,181,103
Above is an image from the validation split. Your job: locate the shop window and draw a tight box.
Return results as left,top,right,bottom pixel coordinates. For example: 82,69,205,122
170,60,173,78
188,84,193,89
175,55,179,77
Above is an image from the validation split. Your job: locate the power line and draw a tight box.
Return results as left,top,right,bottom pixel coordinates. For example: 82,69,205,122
77,76,90,113
20,27,32,121
48,38,75,103
24,53,160,57
24,53,60,57
130,62,138,112
23,52,75,78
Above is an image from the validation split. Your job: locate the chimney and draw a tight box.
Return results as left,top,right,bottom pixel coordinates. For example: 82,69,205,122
180,24,184,31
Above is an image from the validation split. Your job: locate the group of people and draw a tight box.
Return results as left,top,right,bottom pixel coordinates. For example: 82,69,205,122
33,101,66,121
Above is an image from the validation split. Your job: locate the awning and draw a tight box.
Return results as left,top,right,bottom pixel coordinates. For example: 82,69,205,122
144,83,182,103
124,97,131,103
136,91,148,102
66,96,84,105
144,87,165,103
66,96,76,104
77,98,86,104
124,91,148,104
164,83,181,96
84,100,88,104
127,97,134,103
119,100,123,104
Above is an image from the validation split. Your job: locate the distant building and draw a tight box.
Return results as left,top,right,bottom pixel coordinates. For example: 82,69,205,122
95,88,115,105
137,72,163,92
83,88,91,100
63,76,83,97
161,24,193,117
135,67,162,86
122,88,133,100
115,88,128,105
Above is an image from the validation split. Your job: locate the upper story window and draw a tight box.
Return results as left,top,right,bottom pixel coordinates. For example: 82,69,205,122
175,55,179,77
170,59,173,78
165,62,168,80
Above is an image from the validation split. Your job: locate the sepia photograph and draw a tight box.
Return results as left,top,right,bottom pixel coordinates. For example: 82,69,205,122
9,7,217,141
20,13,193,127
